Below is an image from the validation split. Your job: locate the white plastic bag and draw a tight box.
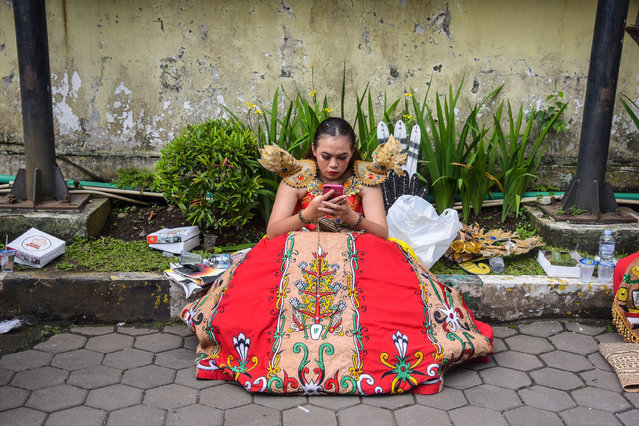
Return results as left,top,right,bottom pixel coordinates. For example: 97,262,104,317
387,195,462,268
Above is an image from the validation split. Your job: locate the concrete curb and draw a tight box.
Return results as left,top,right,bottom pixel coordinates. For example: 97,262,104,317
0,271,614,323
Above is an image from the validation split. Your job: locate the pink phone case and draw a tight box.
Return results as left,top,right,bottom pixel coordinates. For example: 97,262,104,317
322,184,344,199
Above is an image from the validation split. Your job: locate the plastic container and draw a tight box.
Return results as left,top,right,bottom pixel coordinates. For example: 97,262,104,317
489,256,505,274
598,259,615,284
599,229,615,261
579,258,596,282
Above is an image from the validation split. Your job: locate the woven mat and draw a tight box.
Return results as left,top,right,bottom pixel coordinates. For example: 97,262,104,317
599,343,639,392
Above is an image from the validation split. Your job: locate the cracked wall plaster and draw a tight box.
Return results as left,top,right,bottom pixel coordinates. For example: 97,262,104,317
0,0,638,188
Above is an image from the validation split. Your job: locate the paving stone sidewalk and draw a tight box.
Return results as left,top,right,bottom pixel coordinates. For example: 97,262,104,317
0,319,637,425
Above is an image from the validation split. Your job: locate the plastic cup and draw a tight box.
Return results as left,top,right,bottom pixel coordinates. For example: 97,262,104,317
0,249,16,273
579,258,596,282
598,259,615,284
179,250,202,265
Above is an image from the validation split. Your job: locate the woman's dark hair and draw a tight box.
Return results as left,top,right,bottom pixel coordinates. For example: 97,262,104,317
305,117,362,167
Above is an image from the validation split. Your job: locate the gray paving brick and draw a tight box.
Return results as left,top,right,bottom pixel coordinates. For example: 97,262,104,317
338,404,394,426
616,409,639,425
0,367,13,385
308,394,361,410
0,407,47,426
283,404,337,426
121,364,175,389
462,355,496,370
11,366,67,390
253,393,308,410
0,349,51,371
85,333,134,353
588,351,614,371
625,391,639,408
85,384,142,411
464,384,522,411
25,383,86,412
134,332,183,352
518,385,576,411
580,368,623,391
503,406,563,426
442,367,481,389
0,385,30,411
224,403,281,426
565,321,608,336
116,326,158,336
571,386,631,412
154,347,194,369
518,320,563,337
529,367,584,390
549,331,599,355
492,337,507,352
596,331,625,344
143,383,197,409
184,335,198,350
362,392,414,409
415,386,467,410
106,404,166,426
51,349,103,371
44,405,106,426
199,383,251,409
102,348,153,369
166,404,224,426
493,350,543,371
71,325,115,335
174,367,220,389
540,350,594,372
448,406,508,426
163,324,192,336
505,334,554,354
492,325,518,338
479,366,531,389
393,404,451,426
559,406,623,425
67,365,123,389
33,333,87,353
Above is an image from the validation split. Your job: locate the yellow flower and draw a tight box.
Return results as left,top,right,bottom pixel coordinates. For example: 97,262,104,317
404,93,413,97
402,114,413,120
308,89,317,97
254,109,263,114
245,102,257,110
323,107,333,113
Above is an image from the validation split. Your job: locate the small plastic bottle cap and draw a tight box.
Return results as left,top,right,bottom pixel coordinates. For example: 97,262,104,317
579,258,596,266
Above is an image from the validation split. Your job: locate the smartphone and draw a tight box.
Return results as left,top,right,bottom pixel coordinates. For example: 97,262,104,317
322,184,344,199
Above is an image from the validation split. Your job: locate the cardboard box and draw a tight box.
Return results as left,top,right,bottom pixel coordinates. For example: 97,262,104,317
146,226,199,244
148,234,200,254
8,227,66,268
537,249,582,278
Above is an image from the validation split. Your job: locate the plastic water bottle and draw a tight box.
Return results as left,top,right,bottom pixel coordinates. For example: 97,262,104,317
599,229,615,261
489,256,505,274
598,229,615,283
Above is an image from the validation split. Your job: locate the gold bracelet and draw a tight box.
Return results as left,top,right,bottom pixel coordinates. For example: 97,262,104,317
347,213,364,229
298,209,312,224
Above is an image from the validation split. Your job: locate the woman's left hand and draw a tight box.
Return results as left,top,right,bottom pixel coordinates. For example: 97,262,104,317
318,195,360,225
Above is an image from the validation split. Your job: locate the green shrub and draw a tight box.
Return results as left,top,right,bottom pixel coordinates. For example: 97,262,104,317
111,166,156,191
154,118,262,235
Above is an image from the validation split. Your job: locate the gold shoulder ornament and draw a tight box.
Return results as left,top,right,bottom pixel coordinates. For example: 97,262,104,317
354,135,407,186
258,144,316,188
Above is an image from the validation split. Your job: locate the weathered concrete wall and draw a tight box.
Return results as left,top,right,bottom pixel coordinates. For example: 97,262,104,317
1,0,639,190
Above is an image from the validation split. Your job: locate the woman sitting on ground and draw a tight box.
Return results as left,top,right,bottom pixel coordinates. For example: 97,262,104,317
181,117,493,395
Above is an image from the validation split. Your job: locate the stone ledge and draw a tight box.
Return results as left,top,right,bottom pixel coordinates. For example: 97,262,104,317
0,271,614,323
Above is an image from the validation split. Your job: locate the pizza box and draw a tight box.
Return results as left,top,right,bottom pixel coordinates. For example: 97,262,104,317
7,227,66,268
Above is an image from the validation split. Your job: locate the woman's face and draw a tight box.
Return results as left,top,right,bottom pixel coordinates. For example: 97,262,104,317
312,135,354,184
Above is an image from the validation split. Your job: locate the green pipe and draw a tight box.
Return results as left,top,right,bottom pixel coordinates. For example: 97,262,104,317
3,173,639,201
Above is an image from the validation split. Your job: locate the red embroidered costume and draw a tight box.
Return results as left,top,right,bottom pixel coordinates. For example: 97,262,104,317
181,138,493,395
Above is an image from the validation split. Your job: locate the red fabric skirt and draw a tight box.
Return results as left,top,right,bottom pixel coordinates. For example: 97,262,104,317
182,231,493,395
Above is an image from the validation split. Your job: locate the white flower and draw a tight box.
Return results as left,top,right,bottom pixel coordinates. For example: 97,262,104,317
233,333,251,363
392,330,408,358
438,305,462,332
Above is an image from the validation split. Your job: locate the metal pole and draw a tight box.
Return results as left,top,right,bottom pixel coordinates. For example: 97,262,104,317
562,0,629,216
12,0,58,201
